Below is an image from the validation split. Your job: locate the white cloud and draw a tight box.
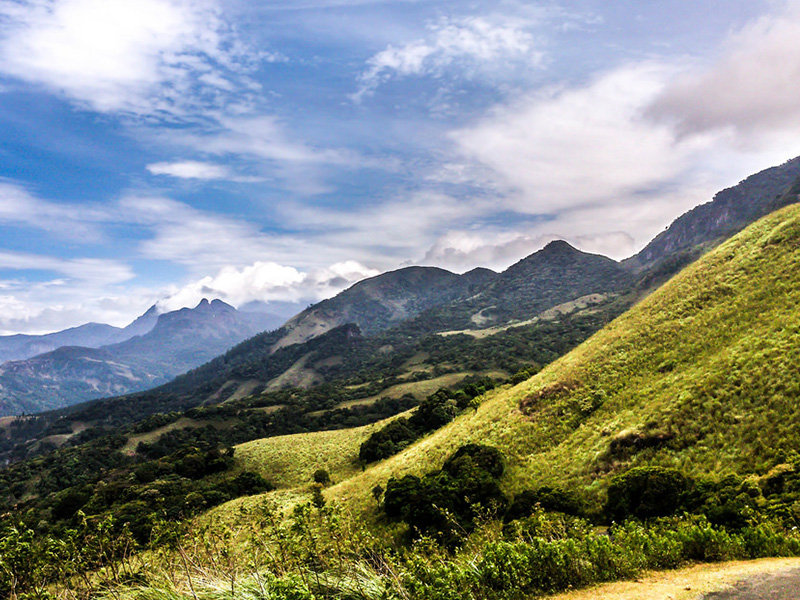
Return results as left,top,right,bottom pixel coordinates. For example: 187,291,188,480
157,261,306,311
121,191,486,274
0,0,256,116
158,259,380,312
150,115,358,194
443,56,800,258
449,63,714,212
354,14,541,100
146,161,232,180
648,1,800,142
276,190,490,257
0,250,143,334
196,116,337,163
118,195,289,270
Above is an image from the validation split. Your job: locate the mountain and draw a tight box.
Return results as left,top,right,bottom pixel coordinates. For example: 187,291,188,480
4,203,800,600
626,156,800,272
0,323,122,364
324,202,800,512
451,239,633,327
118,305,161,339
272,266,492,351
6,164,800,600
0,299,283,416
17,242,631,437
0,310,158,364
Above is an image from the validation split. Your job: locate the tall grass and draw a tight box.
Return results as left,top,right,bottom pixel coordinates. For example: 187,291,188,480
98,503,800,600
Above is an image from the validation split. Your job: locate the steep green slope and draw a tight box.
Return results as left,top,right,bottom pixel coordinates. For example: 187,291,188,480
322,204,800,513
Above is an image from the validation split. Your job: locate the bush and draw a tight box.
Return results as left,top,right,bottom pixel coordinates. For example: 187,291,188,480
506,485,585,521
384,444,507,543
606,466,691,520
359,379,498,464
313,469,331,486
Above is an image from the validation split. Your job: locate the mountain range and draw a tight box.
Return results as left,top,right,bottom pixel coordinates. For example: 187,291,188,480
1,155,799,444
0,300,285,415
4,163,800,600
0,306,160,364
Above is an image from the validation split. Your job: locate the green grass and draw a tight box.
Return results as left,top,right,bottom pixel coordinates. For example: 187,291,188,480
324,204,800,514
208,204,800,531
337,371,503,409
17,204,800,600
234,416,410,490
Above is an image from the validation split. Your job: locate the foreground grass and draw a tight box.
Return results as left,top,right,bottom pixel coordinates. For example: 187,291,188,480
100,507,800,600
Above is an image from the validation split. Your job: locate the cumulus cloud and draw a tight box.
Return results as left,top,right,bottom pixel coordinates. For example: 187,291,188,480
354,14,541,100
442,63,759,253
157,259,380,312
449,63,715,212
0,0,258,116
441,52,800,256
648,2,800,141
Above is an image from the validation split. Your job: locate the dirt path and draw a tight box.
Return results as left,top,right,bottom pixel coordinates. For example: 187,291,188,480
548,558,800,600
701,567,800,600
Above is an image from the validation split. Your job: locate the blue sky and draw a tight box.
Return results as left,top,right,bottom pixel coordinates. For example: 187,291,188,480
2,0,800,333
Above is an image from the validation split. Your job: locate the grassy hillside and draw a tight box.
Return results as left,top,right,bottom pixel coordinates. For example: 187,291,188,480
163,205,800,600
311,203,800,514
235,419,397,490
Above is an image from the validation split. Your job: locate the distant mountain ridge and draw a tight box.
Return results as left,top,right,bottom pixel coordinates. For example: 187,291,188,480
5,155,800,428
0,299,284,415
272,265,496,351
0,306,160,364
36,241,634,428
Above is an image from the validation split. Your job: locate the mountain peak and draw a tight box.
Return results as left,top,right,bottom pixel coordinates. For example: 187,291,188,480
541,239,578,253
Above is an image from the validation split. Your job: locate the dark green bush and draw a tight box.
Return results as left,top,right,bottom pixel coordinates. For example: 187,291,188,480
312,469,331,486
384,444,507,543
605,466,691,520
506,485,585,521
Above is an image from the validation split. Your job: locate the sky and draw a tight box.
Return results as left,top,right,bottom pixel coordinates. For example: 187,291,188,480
2,0,800,334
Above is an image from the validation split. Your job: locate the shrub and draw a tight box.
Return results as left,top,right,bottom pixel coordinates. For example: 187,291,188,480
312,469,331,486
384,445,507,543
506,486,585,521
606,466,691,520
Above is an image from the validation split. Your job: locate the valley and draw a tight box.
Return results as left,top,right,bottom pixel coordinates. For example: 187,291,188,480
2,159,800,598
